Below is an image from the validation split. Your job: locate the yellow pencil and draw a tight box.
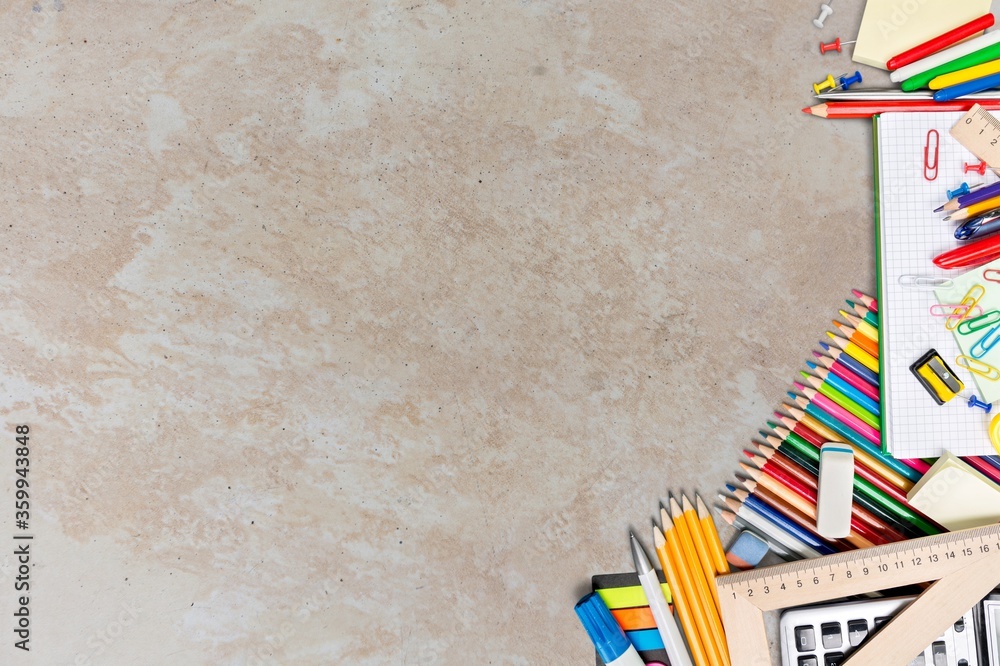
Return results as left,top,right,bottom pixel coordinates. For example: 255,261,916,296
841,311,878,343
654,524,710,666
661,509,721,666
666,500,729,666
944,193,1000,222
681,495,723,615
826,332,878,372
930,57,1000,90
696,495,730,575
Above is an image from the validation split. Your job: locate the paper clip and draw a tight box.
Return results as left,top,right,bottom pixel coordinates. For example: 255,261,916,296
930,303,983,320
985,269,1000,284
971,324,1000,359
957,355,1000,381
924,130,939,181
899,275,954,289
958,309,1000,335
946,284,986,331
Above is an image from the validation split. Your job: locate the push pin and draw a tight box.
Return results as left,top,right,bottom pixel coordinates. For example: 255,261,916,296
838,71,862,90
814,2,834,29
969,395,992,413
813,74,837,95
947,182,983,200
965,161,989,176
819,38,856,54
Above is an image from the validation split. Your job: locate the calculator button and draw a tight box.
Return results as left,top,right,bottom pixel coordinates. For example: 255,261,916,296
795,626,816,652
846,619,868,647
954,616,965,632
824,653,845,666
931,641,947,666
821,623,842,649
958,660,968,666
797,657,818,666
908,656,925,666
874,616,890,628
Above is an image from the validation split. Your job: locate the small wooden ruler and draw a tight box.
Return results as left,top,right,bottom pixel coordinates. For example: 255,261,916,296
951,103,1000,167
715,524,1000,666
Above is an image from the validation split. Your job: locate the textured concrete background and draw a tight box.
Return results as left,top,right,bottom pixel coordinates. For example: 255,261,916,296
0,0,881,663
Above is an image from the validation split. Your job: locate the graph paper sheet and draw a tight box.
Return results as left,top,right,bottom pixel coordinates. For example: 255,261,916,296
878,112,998,458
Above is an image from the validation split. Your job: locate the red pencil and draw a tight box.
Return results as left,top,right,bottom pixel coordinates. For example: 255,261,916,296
933,233,1000,269
887,15,996,71
804,100,1000,119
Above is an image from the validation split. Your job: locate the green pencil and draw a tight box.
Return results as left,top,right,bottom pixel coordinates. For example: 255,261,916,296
798,383,879,430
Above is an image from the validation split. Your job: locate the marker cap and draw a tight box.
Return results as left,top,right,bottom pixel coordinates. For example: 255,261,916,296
575,592,631,664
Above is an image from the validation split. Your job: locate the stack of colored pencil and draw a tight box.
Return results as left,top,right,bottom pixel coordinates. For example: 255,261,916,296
718,291,1000,563
802,15,1000,118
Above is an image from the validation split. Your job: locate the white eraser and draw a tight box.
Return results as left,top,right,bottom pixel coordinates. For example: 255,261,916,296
816,443,854,539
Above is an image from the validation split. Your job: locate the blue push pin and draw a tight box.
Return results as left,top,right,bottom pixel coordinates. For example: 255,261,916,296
969,394,992,413
839,71,863,90
948,182,973,200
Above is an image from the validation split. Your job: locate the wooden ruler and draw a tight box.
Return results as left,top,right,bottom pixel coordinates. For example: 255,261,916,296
950,103,1000,167
715,524,1000,666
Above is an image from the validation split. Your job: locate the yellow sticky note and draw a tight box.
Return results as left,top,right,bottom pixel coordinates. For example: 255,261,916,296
907,452,1000,530
854,0,992,70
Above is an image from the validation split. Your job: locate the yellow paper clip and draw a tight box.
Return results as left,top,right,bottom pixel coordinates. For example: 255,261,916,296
946,284,986,331
957,355,1000,381
984,269,1000,285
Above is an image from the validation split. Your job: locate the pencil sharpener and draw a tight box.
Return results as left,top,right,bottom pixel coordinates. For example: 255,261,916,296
910,349,963,405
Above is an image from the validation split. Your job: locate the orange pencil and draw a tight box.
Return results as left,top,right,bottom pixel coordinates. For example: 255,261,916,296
654,524,711,666
696,495,730,575
833,321,878,359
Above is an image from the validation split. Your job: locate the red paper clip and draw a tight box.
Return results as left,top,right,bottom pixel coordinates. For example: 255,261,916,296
965,161,988,176
924,130,939,181
984,269,1000,284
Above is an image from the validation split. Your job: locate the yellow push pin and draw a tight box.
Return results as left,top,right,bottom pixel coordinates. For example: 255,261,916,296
812,74,836,95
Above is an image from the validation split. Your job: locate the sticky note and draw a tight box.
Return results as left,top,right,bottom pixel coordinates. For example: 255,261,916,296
854,0,992,70
907,451,1000,530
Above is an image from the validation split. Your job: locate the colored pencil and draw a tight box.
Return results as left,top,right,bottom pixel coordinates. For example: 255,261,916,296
980,455,1000,474
764,431,940,537
680,495,722,615
771,422,910,504
796,384,879,431
846,300,878,328
720,496,824,559
720,510,796,561
964,455,1000,486
669,499,730,666
802,367,880,415
833,321,879,358
653,525,710,666
943,194,1000,222
785,402,919,483
888,14,996,71
825,332,879,373
802,100,1000,119
739,460,907,544
792,392,880,444
840,311,879,343
820,344,880,386
851,289,878,313
941,180,1000,212
661,506,726,666
696,495,729,575
723,494,836,556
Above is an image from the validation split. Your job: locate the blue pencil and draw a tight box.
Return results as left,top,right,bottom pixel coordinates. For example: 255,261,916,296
935,71,1000,102
790,396,923,483
806,362,880,416
726,485,837,555
979,455,1000,474
820,341,880,386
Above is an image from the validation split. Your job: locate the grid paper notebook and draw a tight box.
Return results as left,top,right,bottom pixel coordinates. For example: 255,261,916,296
877,112,999,458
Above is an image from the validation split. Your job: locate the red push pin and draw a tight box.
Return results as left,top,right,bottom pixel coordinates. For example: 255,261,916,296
819,37,856,54
965,161,989,175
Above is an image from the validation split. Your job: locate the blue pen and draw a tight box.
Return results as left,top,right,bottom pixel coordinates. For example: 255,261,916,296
806,362,880,416
935,70,1000,102
956,210,1000,240
820,341,880,386
575,593,646,666
726,485,837,555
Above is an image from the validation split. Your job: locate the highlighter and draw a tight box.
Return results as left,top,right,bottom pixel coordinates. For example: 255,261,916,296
575,592,645,666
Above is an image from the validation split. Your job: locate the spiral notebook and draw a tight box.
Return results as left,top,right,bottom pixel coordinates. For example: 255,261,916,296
876,112,999,458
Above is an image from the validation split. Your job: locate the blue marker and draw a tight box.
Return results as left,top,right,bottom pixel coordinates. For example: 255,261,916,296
575,593,645,666
935,70,1000,102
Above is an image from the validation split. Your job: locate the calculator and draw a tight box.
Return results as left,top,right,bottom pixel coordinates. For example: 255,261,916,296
778,596,979,666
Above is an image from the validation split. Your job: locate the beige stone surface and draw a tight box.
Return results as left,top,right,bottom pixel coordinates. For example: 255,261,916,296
0,0,878,664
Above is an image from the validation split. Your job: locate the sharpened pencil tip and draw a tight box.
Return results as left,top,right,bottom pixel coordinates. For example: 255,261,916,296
851,289,863,298
802,107,811,114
